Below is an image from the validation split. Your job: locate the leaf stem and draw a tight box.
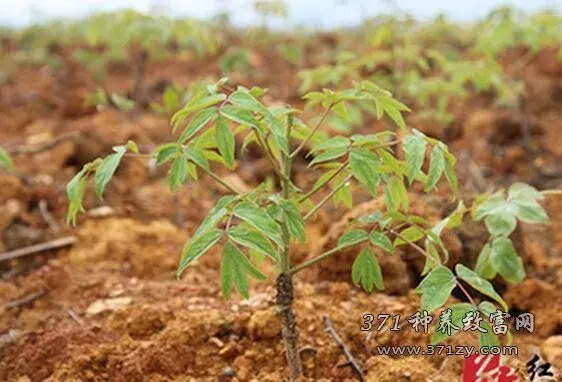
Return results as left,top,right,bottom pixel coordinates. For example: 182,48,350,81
456,279,477,307
388,228,443,263
279,114,294,273
298,160,349,203
303,175,352,221
254,129,291,184
290,104,333,159
196,164,240,195
290,246,341,275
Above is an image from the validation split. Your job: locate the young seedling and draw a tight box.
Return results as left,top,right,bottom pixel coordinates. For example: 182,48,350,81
0,147,13,171
67,78,549,381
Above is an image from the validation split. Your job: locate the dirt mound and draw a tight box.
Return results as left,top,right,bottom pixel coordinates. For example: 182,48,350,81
68,218,186,278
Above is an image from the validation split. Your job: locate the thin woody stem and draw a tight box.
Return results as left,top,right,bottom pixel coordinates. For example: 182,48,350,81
289,240,368,275
255,130,292,184
456,279,478,307
303,175,352,221
290,104,334,159
277,113,303,381
298,160,349,203
197,164,240,194
389,228,444,264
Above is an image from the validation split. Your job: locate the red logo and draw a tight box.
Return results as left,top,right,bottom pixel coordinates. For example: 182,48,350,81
463,354,519,382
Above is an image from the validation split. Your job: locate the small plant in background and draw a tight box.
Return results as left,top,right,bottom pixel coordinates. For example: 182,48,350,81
278,42,304,66
0,147,13,171
67,77,549,380
86,88,136,112
219,47,253,75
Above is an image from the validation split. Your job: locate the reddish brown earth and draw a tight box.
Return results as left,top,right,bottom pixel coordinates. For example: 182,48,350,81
1,44,562,381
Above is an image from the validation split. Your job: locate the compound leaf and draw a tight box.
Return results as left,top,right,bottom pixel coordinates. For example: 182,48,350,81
415,266,456,313
351,247,384,292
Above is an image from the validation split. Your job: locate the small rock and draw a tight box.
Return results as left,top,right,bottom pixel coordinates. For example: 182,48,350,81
247,308,281,340
222,366,235,377
85,297,132,317
542,335,562,367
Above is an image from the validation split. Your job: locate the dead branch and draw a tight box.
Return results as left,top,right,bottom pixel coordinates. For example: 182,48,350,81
8,132,81,155
39,200,61,234
323,315,365,382
67,309,84,325
4,289,46,310
0,236,77,263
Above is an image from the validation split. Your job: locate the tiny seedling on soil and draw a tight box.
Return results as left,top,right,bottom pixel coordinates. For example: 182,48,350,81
67,78,550,381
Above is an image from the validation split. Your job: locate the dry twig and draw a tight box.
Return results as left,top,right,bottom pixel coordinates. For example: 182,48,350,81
0,236,77,263
8,132,81,155
323,315,365,381
39,200,61,234
4,289,46,311
67,309,84,325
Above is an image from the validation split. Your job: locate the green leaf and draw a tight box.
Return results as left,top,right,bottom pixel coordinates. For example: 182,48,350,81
338,229,369,248
351,247,384,292
333,182,353,209
229,90,267,113
94,148,126,199
310,137,350,154
479,301,499,317
443,148,458,195
155,143,180,165
66,168,89,225
228,225,280,263
177,228,223,278
221,241,266,299
0,147,13,170
234,250,267,281
185,148,210,170
234,202,283,247
220,244,235,299
375,95,409,130
111,94,135,112
172,93,226,130
422,240,442,275
513,198,549,224
432,201,466,236
475,244,497,279
193,196,233,238
474,192,512,220
178,108,217,143
484,213,517,236
332,101,349,120
350,148,380,195
220,106,258,127
309,146,348,166
370,232,393,253
403,133,427,184
508,182,544,201
126,140,139,154
415,266,456,313
384,176,409,212
168,154,188,192
490,237,525,284
233,264,250,299
393,226,425,246
431,303,476,345
480,322,500,347
280,200,306,243
215,115,235,169
425,145,445,191
455,264,507,311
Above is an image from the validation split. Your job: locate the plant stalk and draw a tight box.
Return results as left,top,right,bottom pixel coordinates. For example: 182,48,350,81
277,114,302,381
